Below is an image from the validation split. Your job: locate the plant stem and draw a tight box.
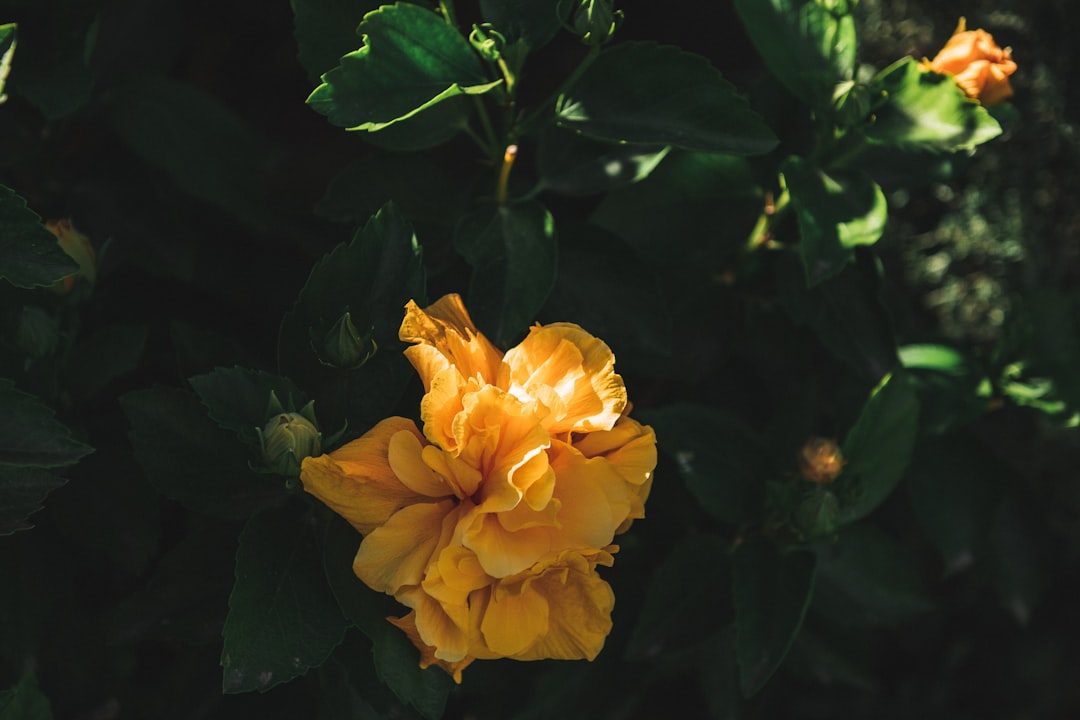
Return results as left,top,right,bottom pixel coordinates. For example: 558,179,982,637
519,45,601,133
745,181,791,251
496,144,519,206
437,0,458,28
463,123,497,158
472,97,501,159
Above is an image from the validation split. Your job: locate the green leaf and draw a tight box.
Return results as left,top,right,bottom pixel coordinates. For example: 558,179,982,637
733,538,816,696
557,42,777,154
900,344,987,435
0,466,65,535
0,378,92,468
625,533,731,660
64,323,148,403
836,371,920,523
907,436,1004,574
371,620,453,720
222,502,349,693
122,386,284,518
316,150,472,225
641,404,768,525
307,2,501,132
863,58,1002,152
0,24,15,103
812,524,933,626
0,672,52,720
733,0,856,107
776,254,898,381
898,344,968,374
0,186,79,289
103,75,280,230
537,127,670,196
455,200,557,348
542,225,673,377
782,157,887,287
290,0,383,84
591,150,760,265
479,0,569,50
171,320,260,379
189,367,307,445
361,95,473,151
323,513,391,639
988,495,1050,626
278,203,425,435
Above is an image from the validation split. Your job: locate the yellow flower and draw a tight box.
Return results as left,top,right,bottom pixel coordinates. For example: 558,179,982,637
301,294,656,681
796,437,844,485
925,18,1017,106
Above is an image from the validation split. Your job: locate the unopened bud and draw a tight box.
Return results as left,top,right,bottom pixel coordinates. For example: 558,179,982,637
469,23,505,63
797,437,845,485
46,219,96,295
571,0,622,46
258,402,322,476
315,311,377,369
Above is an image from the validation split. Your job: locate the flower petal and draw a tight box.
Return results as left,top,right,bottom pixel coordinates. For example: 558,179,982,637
353,499,456,594
500,323,626,434
400,295,503,388
481,581,550,656
300,417,428,534
387,611,475,683
387,429,452,498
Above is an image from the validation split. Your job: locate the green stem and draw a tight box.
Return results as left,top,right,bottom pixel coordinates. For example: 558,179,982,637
472,97,500,159
463,123,497,158
519,45,601,133
745,181,791,251
437,0,458,28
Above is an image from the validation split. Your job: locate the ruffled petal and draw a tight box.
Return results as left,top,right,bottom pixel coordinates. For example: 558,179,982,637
353,499,456,594
500,323,626,434
460,508,554,578
481,581,550,656
387,429,453,498
387,611,475,684
400,295,503,388
300,417,428,534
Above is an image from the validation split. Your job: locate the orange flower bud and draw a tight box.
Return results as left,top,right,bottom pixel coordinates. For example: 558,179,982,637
45,219,96,294
797,437,845,485
925,18,1017,106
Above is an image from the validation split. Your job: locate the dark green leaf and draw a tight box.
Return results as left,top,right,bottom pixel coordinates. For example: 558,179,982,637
9,8,94,119
776,254,898,381
641,404,768,525
907,436,1004,574
0,186,79,289
189,367,307,445
122,386,284,518
537,127,670,196
625,532,731,660
371,620,453,720
557,42,777,154
64,323,148,403
988,493,1050,626
222,502,349,693
291,0,382,84
362,95,472,151
317,636,395,720
0,673,52,720
0,24,15,103
542,225,673,377
323,513,390,639
316,150,471,225
0,466,65,535
863,58,1001,152
479,0,569,50
455,200,557,348
104,75,279,230
307,2,501,132
837,371,920,523
733,538,816,696
782,156,887,287
900,345,987,436
786,625,875,690
813,524,933,626
733,0,856,107
591,150,760,265
278,203,425,435
171,320,260,379
0,378,92,468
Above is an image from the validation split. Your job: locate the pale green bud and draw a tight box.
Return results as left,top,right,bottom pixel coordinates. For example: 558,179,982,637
258,403,322,477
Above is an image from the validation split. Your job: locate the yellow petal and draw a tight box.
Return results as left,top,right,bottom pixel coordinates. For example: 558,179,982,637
480,581,550,656
396,586,472,663
547,441,629,550
507,550,615,661
422,444,482,498
353,499,456,594
500,323,626,435
460,508,553,578
387,611,475,684
300,417,428,534
400,295,503,387
387,430,452,498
